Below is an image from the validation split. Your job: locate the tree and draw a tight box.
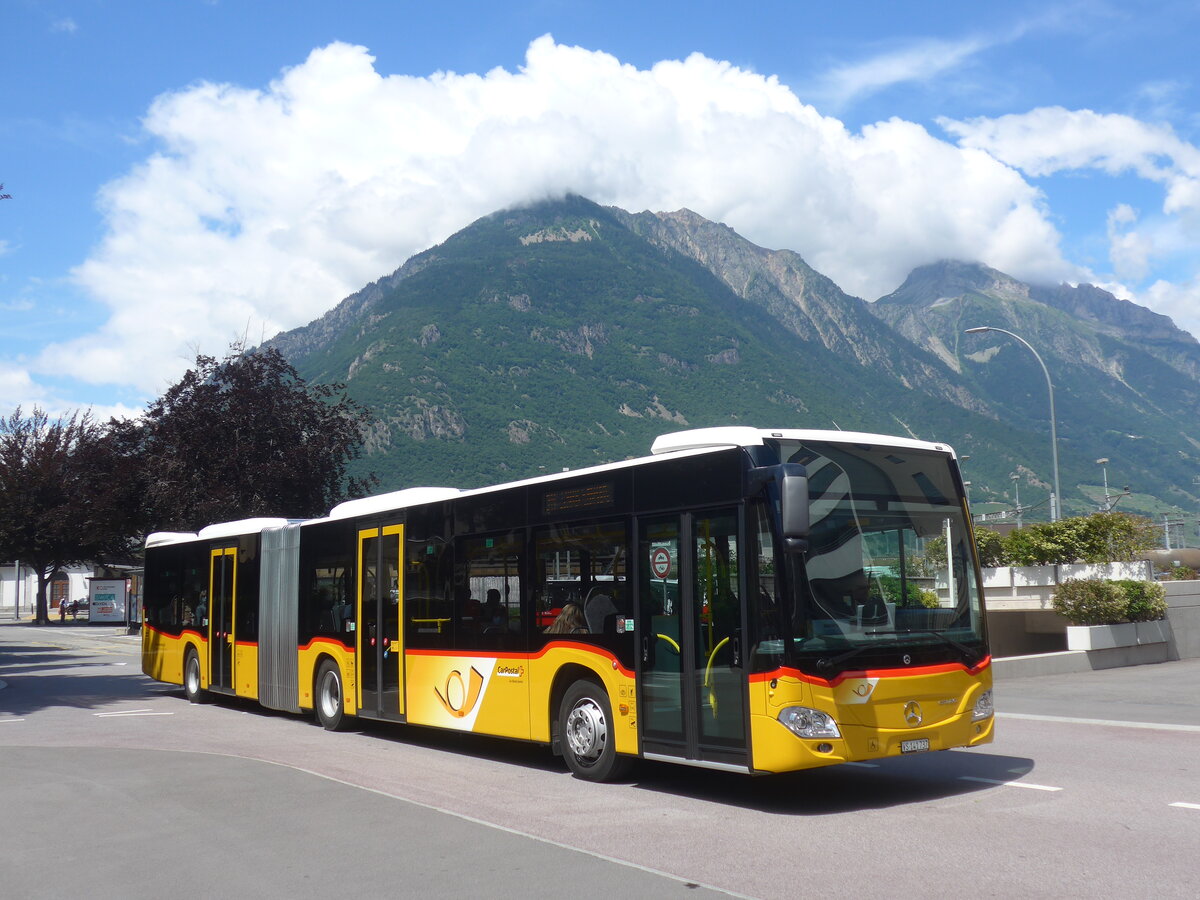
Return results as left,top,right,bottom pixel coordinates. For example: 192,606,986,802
140,344,376,531
1002,512,1159,565
0,408,139,625
972,529,1007,567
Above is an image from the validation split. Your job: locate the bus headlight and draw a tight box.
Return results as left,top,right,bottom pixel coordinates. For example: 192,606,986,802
972,690,994,721
778,706,841,739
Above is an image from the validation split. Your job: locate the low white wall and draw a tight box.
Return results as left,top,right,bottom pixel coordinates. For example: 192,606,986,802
984,561,1195,661
1164,580,1200,660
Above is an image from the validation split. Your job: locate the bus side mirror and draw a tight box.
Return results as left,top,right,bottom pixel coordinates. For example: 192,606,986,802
779,463,810,552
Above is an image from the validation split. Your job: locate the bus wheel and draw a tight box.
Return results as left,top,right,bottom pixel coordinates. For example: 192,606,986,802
183,649,206,704
558,680,631,782
315,660,348,731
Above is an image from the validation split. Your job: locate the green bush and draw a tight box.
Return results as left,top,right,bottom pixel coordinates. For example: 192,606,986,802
1051,578,1127,625
1052,578,1168,625
916,589,942,609
1118,580,1168,623
1171,566,1197,581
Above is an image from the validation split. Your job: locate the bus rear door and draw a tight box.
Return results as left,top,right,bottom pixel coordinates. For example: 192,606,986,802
357,524,405,720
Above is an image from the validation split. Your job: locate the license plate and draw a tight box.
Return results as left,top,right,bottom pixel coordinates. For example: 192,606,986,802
901,738,930,754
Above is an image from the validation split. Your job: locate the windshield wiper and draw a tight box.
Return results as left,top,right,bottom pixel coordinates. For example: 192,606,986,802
864,629,981,664
814,639,897,673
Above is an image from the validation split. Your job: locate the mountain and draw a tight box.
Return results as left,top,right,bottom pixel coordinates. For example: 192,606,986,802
871,260,1200,516
267,198,1200,521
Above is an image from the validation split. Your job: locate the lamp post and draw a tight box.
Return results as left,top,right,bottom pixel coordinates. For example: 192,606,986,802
1096,458,1110,510
965,326,1062,521
1010,473,1023,528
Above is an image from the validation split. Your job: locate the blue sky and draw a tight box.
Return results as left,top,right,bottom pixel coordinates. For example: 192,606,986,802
4,0,1199,417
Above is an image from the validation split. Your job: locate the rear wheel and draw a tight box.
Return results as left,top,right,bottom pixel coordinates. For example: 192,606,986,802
558,680,632,782
183,649,206,704
315,660,348,731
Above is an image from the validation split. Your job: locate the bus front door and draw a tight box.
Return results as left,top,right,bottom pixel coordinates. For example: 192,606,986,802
208,546,236,694
638,510,747,768
357,525,405,720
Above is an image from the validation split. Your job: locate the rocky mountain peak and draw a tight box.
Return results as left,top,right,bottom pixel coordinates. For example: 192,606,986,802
876,260,1030,307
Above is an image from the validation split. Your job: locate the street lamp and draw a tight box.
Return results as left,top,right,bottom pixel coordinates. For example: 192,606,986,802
1096,458,1110,510
965,326,1062,521
1010,473,1023,528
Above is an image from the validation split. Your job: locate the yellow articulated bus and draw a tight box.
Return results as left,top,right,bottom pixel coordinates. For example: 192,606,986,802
142,426,993,781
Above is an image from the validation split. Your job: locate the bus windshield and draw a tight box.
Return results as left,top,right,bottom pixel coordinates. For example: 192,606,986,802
768,438,986,672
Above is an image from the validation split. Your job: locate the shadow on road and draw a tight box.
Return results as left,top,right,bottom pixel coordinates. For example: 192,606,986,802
628,748,1035,814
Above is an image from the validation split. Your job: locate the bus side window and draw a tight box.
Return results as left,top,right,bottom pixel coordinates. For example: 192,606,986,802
453,531,525,651
405,531,454,650
535,519,634,660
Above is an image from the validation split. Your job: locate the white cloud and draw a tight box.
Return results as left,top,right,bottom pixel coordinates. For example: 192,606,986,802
40,36,1085,398
0,363,47,411
941,106,1200,329
28,36,1200,405
811,36,989,109
1141,277,1200,339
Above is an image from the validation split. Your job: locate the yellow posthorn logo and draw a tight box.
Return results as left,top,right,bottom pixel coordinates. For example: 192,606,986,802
434,666,485,718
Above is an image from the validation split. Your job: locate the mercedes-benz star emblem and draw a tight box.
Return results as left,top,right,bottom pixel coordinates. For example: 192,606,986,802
904,701,923,727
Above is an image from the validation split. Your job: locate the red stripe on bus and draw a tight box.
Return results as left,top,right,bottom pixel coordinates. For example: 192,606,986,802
749,655,991,686
143,624,207,643
406,643,635,678
298,636,355,654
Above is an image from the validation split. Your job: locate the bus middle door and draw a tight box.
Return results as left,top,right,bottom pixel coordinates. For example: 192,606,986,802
357,524,405,720
208,546,236,694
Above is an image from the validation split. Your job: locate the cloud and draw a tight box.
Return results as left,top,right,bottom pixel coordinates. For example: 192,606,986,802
50,18,77,34
39,36,1087,399
1142,277,1200,337
940,105,1200,334
810,36,990,109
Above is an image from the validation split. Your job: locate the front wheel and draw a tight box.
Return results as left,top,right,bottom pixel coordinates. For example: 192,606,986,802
315,660,348,731
183,649,206,704
558,680,632,782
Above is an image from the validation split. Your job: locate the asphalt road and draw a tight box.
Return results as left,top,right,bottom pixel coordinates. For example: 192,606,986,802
1,621,1198,899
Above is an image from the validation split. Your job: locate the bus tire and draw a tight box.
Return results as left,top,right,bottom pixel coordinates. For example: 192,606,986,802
315,660,348,731
183,649,206,704
558,680,632,782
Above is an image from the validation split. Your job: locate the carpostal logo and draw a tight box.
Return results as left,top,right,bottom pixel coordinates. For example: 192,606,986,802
434,666,485,718
495,664,525,679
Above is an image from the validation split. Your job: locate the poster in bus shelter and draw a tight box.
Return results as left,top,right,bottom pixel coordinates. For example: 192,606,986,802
88,579,127,623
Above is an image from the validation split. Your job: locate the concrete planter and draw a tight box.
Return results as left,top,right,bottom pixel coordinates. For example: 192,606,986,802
1066,621,1169,651
1135,620,1170,645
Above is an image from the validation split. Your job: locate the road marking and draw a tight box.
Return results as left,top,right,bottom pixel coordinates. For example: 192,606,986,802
959,776,1063,792
0,718,26,724
998,712,1200,733
94,709,174,718
1169,802,1200,811
155,748,756,899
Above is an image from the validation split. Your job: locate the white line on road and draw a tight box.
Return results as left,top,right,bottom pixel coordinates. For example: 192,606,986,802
959,776,1063,792
0,718,26,724
1169,802,1200,810
93,709,174,718
998,712,1200,733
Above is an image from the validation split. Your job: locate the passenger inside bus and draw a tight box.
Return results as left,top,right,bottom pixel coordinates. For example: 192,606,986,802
482,589,506,633
544,602,587,634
